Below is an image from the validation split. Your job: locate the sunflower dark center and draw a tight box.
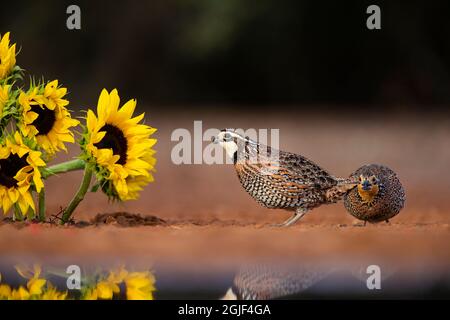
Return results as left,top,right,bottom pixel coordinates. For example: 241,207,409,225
0,154,28,188
30,105,56,135
94,124,128,165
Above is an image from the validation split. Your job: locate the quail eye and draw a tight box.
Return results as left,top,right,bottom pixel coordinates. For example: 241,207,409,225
223,133,232,141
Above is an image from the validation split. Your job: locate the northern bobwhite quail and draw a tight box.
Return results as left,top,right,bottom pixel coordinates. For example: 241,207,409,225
212,129,357,227
344,164,405,224
222,264,331,300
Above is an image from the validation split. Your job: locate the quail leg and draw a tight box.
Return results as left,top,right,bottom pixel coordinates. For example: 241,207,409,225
272,208,308,227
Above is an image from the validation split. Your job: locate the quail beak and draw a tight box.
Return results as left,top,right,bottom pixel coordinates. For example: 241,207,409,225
361,180,372,191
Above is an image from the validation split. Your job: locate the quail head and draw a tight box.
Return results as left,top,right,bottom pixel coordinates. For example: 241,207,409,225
344,164,405,224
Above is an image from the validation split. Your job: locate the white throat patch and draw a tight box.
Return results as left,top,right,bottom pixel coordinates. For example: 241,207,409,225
219,141,238,159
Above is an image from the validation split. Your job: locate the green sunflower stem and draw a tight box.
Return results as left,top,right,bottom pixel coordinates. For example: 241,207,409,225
13,204,23,221
43,159,86,179
27,207,34,221
61,165,93,225
38,189,46,222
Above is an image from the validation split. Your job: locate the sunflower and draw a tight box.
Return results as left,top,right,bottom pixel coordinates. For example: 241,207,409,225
82,89,157,201
0,32,16,80
15,264,47,296
40,284,68,300
0,132,45,216
80,267,156,300
18,80,79,156
125,271,156,300
0,273,12,300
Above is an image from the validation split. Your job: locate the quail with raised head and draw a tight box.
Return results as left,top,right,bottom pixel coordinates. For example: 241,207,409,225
344,164,405,224
213,129,357,227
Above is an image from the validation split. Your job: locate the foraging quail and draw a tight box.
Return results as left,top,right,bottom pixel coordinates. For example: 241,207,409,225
213,129,357,227
222,264,331,300
344,164,405,224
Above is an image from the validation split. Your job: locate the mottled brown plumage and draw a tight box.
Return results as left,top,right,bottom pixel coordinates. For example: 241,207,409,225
221,262,399,300
344,164,405,223
214,129,357,226
222,264,331,300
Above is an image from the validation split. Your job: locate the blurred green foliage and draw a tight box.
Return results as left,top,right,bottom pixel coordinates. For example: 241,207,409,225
1,0,450,110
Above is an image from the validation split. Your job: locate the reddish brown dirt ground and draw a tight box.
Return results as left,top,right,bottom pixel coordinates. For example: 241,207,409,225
0,112,449,269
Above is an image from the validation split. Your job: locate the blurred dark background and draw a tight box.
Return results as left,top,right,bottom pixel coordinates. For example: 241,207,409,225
1,0,450,111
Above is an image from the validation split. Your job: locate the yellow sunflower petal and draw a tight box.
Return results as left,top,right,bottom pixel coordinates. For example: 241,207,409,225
97,89,111,121
119,99,136,119
2,196,12,214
